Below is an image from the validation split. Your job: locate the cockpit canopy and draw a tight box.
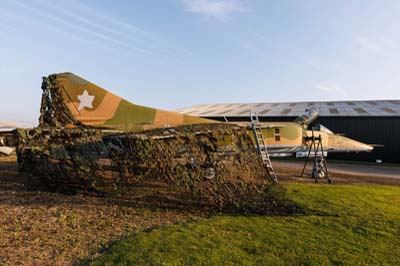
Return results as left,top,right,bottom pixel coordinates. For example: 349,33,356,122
295,107,319,126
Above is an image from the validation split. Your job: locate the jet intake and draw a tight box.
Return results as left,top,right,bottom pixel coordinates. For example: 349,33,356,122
312,124,334,134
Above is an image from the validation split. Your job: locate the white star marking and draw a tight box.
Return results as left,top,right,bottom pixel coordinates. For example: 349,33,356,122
77,90,95,111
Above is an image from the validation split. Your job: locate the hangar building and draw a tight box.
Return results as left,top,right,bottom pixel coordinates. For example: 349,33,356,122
177,100,400,163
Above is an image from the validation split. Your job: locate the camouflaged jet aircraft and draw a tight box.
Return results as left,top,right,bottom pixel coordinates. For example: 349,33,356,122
50,72,373,157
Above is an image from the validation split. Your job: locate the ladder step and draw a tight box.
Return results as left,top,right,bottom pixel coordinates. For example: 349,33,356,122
251,112,278,182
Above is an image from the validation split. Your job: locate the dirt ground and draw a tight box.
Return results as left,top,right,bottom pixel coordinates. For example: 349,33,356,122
0,156,206,266
0,156,399,266
274,159,400,185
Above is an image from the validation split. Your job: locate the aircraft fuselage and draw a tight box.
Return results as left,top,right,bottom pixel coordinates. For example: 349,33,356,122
245,122,373,158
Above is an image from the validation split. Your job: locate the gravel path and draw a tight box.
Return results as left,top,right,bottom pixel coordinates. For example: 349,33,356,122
274,160,400,185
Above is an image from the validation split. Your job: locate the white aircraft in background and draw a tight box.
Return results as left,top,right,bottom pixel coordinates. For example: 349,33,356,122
0,121,28,156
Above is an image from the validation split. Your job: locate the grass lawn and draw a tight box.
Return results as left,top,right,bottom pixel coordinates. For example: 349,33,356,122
86,184,400,266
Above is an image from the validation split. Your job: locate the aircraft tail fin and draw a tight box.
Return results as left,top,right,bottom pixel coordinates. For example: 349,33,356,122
40,73,215,131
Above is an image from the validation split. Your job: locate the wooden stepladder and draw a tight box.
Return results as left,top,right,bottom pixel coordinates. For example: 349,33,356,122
250,112,278,182
300,130,332,183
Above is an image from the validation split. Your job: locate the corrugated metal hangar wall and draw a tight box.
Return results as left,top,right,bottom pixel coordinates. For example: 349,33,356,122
312,117,400,163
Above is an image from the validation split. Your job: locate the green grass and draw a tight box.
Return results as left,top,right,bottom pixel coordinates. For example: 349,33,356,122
86,184,400,266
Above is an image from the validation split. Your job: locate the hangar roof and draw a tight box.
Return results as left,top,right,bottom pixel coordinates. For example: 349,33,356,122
176,100,400,117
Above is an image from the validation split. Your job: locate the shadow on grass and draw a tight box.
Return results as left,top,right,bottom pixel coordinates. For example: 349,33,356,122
77,194,333,266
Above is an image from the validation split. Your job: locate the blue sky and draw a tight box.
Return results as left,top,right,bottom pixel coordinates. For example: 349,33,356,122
1,0,400,125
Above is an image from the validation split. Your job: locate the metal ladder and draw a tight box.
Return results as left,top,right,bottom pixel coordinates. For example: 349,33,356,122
300,130,331,183
250,112,278,182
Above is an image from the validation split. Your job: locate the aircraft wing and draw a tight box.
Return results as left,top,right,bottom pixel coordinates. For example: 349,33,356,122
0,122,23,132
234,122,286,128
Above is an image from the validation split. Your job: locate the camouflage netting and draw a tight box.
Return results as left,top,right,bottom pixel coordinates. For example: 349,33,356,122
39,74,80,127
18,124,291,212
16,74,302,214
